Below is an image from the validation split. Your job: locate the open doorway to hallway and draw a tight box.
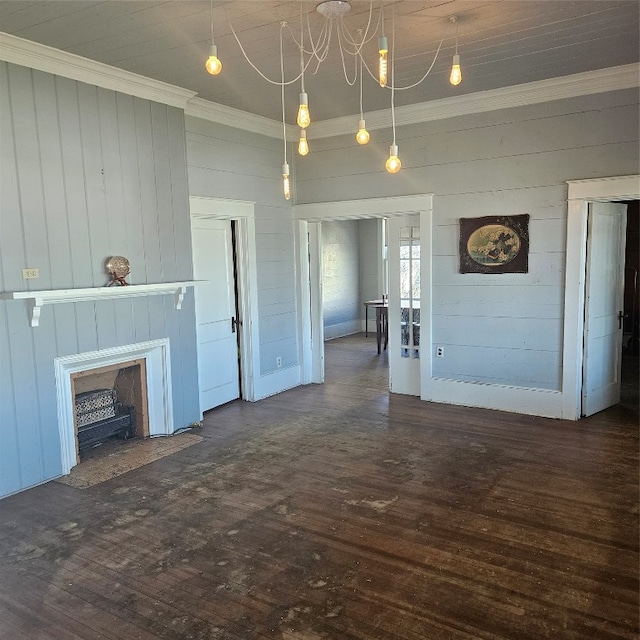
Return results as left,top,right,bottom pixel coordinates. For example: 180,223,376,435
321,218,389,390
581,198,638,417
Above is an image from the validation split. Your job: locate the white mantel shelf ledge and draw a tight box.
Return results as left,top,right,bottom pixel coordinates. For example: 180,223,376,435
0,281,205,327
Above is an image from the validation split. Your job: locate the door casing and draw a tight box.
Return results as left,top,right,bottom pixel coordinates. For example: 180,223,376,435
189,196,260,411
293,195,433,387
564,175,640,419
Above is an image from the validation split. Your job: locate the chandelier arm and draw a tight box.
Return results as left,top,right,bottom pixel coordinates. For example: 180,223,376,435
389,21,449,91
302,6,333,61
340,0,375,55
229,18,304,86
309,20,333,71
337,26,358,86
285,18,330,58
338,0,378,52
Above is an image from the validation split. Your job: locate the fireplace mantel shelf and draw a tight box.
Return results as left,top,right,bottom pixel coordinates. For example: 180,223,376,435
1,281,205,327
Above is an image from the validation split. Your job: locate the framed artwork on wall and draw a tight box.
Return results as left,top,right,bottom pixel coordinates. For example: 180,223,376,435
459,214,529,274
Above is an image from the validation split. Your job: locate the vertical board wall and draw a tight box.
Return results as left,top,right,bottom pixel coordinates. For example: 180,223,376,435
0,63,200,498
322,220,361,339
184,116,298,376
295,89,639,391
359,218,381,326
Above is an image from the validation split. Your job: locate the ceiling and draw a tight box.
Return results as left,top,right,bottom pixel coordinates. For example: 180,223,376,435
1,1,638,123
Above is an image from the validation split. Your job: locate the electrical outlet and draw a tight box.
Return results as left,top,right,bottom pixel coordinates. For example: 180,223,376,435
22,268,39,279
436,346,444,358
276,356,282,368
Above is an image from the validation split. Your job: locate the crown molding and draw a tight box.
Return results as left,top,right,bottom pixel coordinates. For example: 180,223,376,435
311,63,640,139
0,32,197,109
2,33,637,140
184,97,292,140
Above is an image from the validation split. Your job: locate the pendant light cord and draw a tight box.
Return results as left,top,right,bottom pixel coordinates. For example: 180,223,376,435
358,31,364,120
390,6,396,146
280,23,287,162
210,0,214,44
300,0,306,92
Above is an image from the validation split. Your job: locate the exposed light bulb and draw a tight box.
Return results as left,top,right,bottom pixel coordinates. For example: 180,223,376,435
282,162,291,200
385,144,401,174
205,43,222,75
356,119,370,145
378,36,388,88
298,130,309,156
297,92,310,128
449,53,462,86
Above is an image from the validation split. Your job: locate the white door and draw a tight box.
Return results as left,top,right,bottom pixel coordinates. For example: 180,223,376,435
387,215,421,396
191,218,240,414
581,202,627,416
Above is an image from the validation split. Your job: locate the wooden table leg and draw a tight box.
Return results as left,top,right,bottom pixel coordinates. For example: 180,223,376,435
375,307,383,354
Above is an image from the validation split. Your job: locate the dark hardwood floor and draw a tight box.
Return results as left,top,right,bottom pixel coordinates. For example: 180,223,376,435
0,334,638,639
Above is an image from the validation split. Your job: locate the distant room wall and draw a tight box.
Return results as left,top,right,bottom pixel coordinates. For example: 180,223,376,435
322,220,361,339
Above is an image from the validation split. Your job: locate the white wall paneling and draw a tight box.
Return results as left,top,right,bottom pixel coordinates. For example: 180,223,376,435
322,220,361,340
185,118,301,397
0,62,200,498
296,90,639,418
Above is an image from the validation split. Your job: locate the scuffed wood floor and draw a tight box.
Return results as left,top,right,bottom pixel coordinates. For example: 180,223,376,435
0,334,638,639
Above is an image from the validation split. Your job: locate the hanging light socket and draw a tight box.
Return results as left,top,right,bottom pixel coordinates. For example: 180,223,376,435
297,92,310,128
385,144,401,173
298,129,309,156
449,16,462,86
450,53,462,86
205,43,222,75
356,118,370,145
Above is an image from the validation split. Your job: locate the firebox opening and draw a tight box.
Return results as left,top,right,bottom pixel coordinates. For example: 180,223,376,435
71,359,150,464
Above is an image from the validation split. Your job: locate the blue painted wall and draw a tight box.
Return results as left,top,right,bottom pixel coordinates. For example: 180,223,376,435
0,63,200,498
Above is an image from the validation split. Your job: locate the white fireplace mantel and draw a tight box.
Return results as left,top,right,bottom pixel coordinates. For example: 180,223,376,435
1,281,204,327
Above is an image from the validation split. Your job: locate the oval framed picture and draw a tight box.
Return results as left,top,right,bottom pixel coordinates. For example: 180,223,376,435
459,215,529,274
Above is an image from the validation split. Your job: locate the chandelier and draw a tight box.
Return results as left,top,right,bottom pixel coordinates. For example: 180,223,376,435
206,0,463,200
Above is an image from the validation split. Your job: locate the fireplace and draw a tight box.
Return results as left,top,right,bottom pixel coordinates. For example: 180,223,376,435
55,339,174,474
72,360,145,453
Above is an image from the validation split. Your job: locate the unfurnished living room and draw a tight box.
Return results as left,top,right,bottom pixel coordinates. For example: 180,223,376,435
0,1,638,638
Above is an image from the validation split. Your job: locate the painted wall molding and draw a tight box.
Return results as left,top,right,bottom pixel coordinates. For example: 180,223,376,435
312,64,640,139
2,33,637,140
0,32,197,109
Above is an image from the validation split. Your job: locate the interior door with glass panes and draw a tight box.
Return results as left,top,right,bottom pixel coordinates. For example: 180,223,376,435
387,215,421,396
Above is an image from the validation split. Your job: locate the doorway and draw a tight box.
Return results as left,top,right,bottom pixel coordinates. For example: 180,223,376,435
191,218,241,413
581,202,632,416
320,217,389,388
293,194,433,390
189,196,260,415
564,176,640,419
